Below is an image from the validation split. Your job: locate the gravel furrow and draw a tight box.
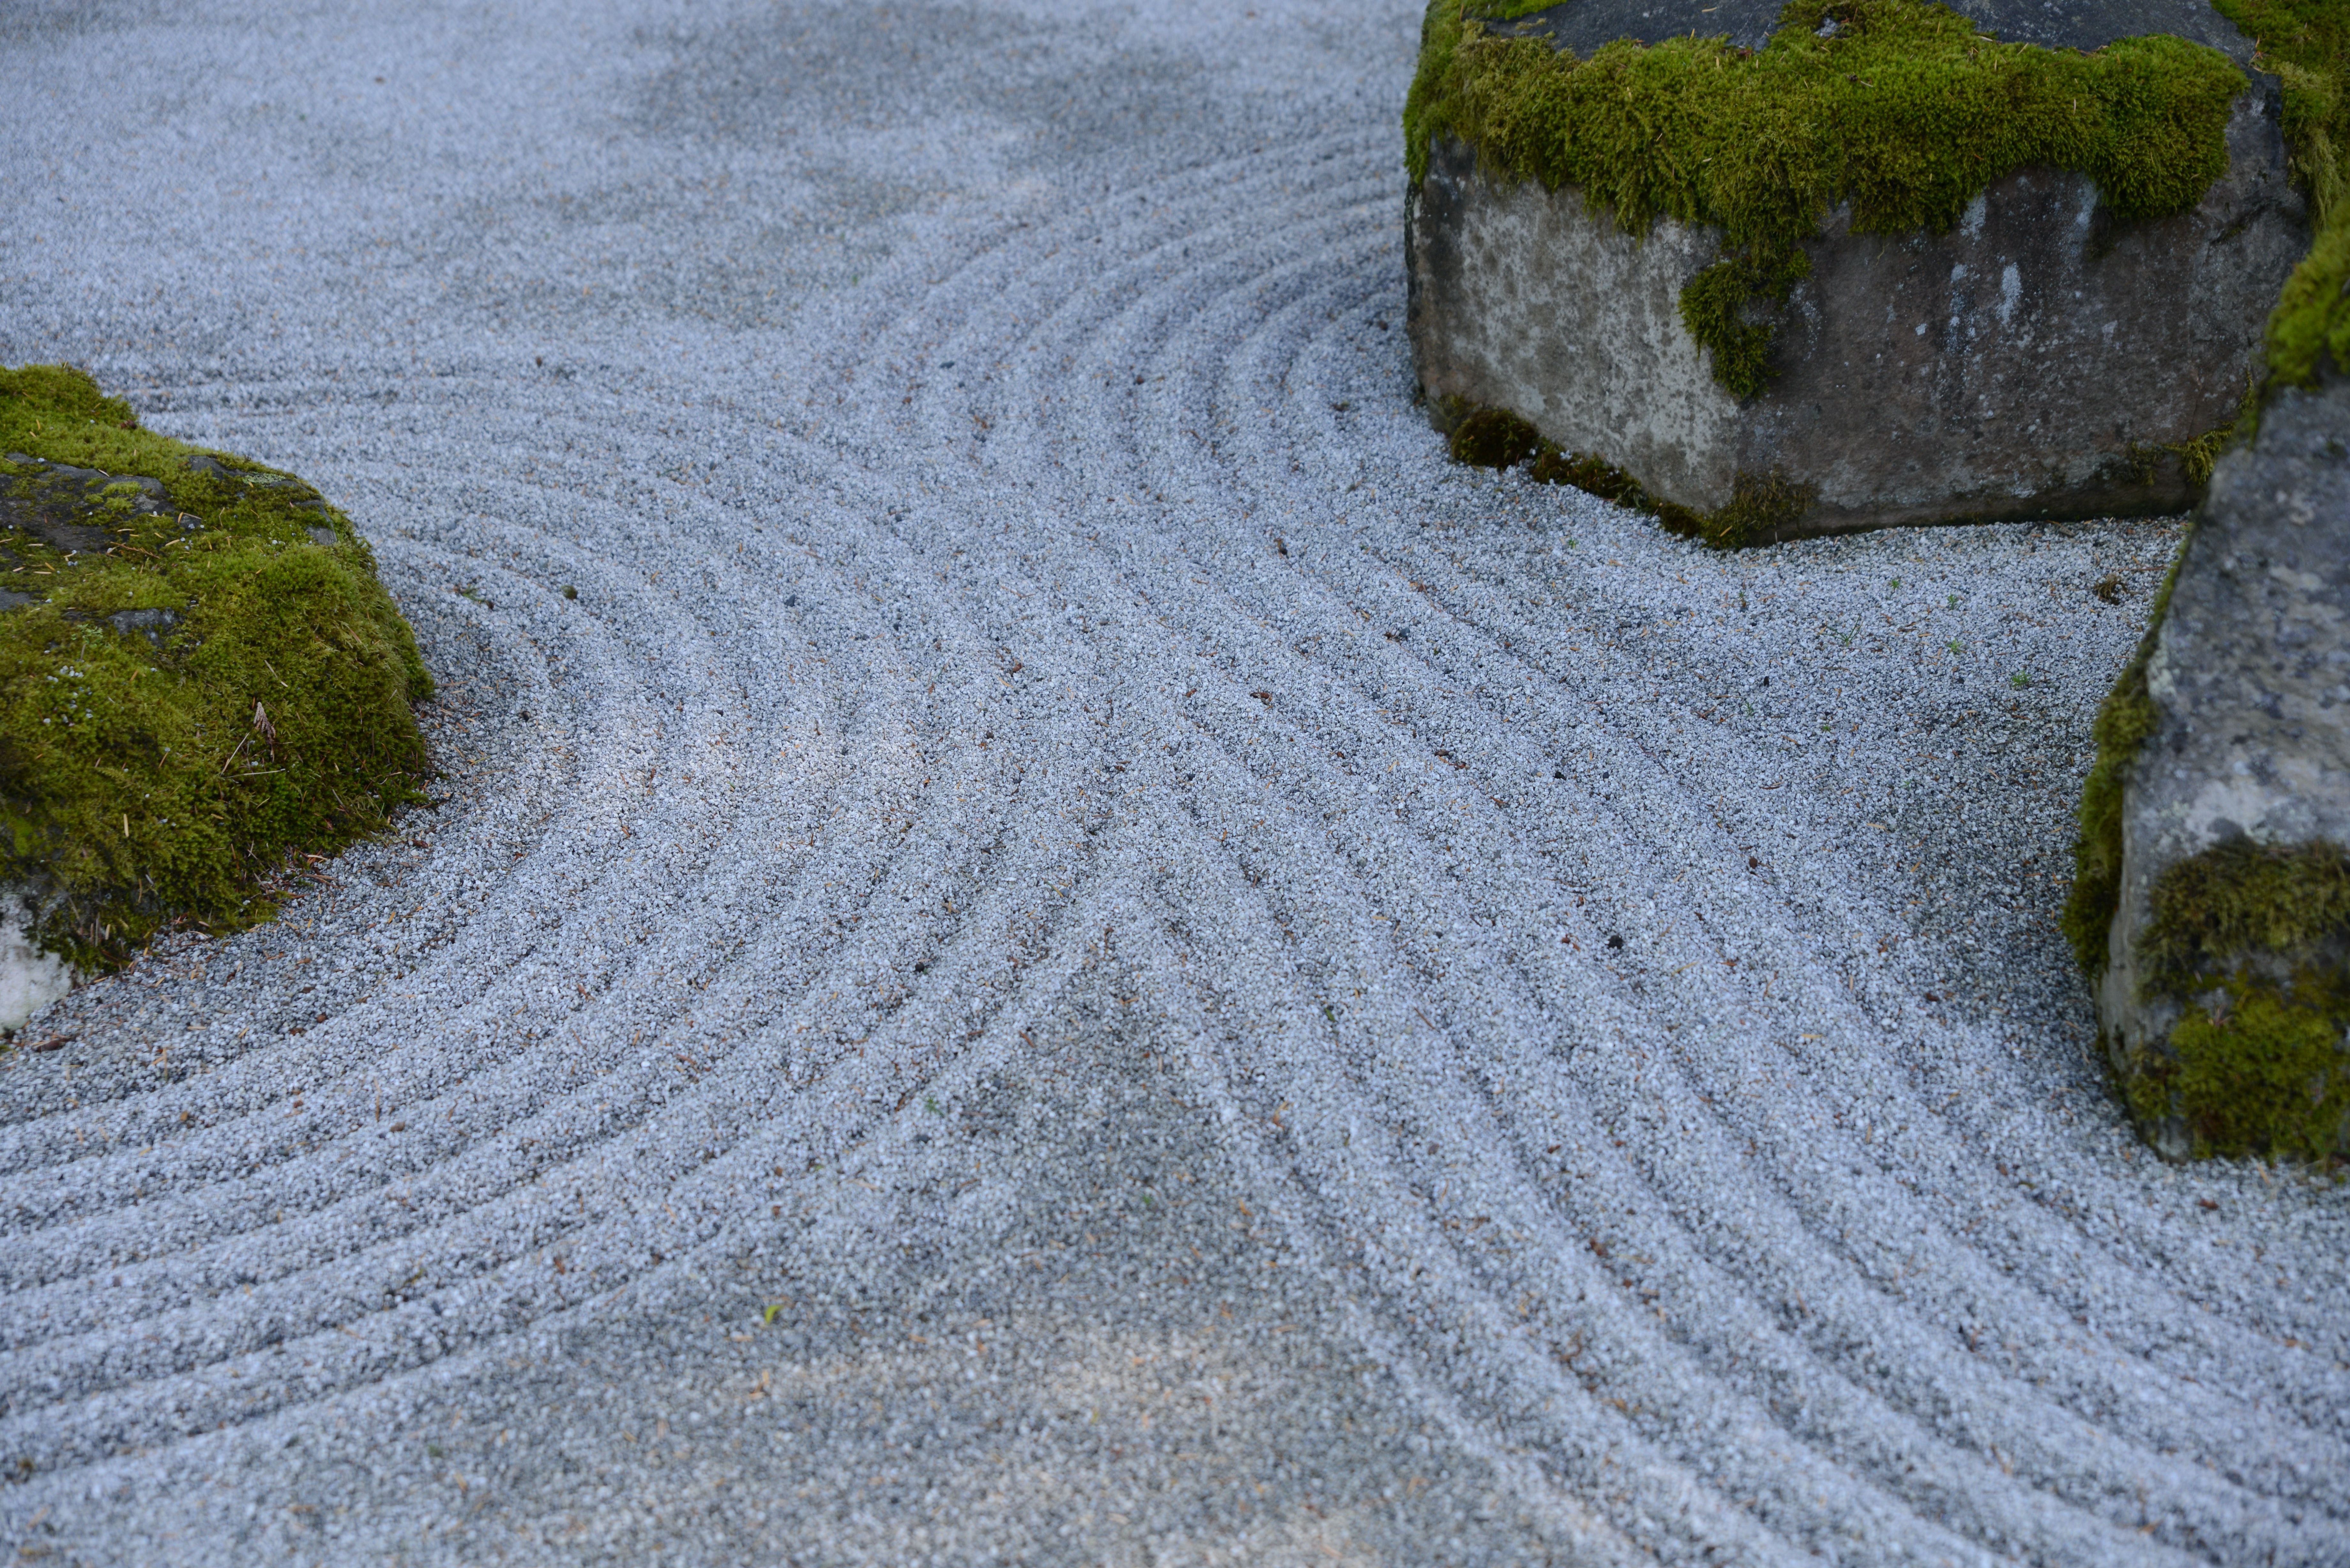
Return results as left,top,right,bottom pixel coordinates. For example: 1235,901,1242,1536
1,1,2343,1563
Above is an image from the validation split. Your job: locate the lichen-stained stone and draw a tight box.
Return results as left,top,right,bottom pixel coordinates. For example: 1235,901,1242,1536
2094,372,2350,1161
1404,0,2312,539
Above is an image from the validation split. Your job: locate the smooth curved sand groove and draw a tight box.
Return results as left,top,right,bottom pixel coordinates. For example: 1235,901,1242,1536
1,2,2345,1562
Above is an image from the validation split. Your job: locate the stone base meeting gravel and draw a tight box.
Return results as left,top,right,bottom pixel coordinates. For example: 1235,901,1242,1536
1,1,2344,1564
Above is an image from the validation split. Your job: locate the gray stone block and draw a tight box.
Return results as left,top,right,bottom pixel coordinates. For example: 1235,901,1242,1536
1405,4,2310,538
2097,372,2350,1158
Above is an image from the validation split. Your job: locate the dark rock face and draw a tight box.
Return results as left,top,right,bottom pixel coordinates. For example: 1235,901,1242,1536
1492,0,2255,64
0,455,186,556
1406,3,2309,537
2097,373,2350,1158
0,457,201,649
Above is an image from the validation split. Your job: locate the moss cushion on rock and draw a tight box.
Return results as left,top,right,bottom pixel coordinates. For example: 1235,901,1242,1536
0,366,430,1017
1404,0,2318,541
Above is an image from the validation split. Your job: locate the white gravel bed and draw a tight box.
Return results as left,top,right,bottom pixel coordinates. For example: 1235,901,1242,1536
0,0,2343,1563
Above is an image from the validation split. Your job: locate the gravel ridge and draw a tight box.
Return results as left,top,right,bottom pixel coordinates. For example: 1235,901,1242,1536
1,1,2344,1563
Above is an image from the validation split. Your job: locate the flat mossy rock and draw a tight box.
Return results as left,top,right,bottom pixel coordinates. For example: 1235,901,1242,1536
1405,0,2311,539
2093,372,2350,1162
1489,0,2256,62
0,366,431,1029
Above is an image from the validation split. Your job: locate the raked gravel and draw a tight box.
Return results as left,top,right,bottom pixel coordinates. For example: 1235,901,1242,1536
1,1,2345,1563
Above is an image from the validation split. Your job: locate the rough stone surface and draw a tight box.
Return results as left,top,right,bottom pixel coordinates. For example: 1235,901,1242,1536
2097,373,2350,1154
0,455,177,555
1406,20,2309,537
1491,0,2257,64
0,891,71,1036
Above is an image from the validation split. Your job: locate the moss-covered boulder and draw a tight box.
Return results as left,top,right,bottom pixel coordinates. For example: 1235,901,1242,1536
1403,0,2319,543
0,366,431,1030
2066,358,2349,1163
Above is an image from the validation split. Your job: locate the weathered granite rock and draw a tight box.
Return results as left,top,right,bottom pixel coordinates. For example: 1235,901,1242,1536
2096,372,2350,1160
1406,0,2312,538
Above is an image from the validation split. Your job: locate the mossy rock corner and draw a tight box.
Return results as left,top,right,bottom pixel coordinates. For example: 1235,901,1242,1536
0,366,431,1031
2051,0,2347,1162
1404,0,2323,542
2063,366,2350,1165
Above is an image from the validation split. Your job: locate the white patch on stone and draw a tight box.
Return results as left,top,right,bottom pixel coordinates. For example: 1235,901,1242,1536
1422,160,1742,507
1960,192,1987,238
1,892,74,1035
1997,263,2022,326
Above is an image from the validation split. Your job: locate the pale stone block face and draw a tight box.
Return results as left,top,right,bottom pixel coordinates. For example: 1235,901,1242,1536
1406,82,2309,536
1406,141,1742,506
0,891,72,1036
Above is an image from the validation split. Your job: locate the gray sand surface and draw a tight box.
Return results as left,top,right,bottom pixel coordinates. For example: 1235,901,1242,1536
2,1,2345,1563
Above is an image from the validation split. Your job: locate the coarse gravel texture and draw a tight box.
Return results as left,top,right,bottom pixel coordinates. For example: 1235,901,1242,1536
1,0,2345,1564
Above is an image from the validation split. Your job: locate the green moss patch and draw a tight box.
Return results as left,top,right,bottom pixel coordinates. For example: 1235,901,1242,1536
1406,0,2251,398
2122,840,2350,1161
2263,200,2350,388
2142,838,2350,988
1447,405,1547,469
1446,402,1814,547
1,365,431,972
2148,977,2349,1162
2217,0,2347,221
2059,535,2188,976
